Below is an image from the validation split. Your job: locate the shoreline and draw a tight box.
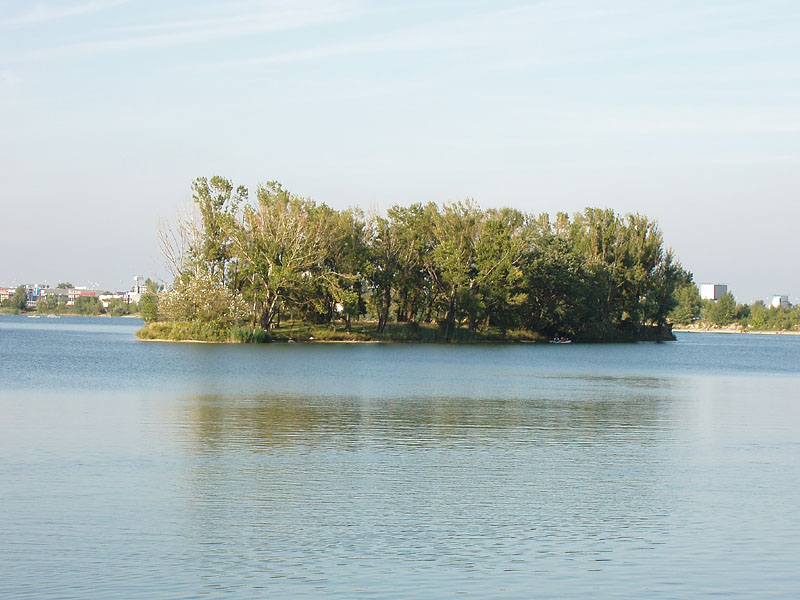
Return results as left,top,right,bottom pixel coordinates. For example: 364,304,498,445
673,327,800,336
135,321,674,345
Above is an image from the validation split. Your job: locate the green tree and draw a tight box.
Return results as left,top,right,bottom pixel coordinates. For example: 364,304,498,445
521,233,597,337
471,210,526,331
107,297,134,316
366,215,400,333
144,278,159,294
322,208,368,332
72,296,103,315
232,182,336,330
9,285,28,312
37,295,61,314
746,300,768,329
57,282,74,289
159,273,247,326
139,293,159,323
429,200,480,337
154,175,688,342
705,291,737,326
387,203,435,324
191,176,248,285
669,281,702,325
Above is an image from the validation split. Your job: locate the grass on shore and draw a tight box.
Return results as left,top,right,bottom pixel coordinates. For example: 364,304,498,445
136,320,549,344
136,319,678,344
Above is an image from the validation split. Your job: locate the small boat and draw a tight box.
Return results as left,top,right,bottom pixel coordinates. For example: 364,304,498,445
46,314,60,319
550,336,572,344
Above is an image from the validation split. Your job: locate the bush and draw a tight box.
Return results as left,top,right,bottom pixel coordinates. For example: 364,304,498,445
139,294,159,323
136,321,229,342
158,273,249,326
228,325,271,343
72,295,104,315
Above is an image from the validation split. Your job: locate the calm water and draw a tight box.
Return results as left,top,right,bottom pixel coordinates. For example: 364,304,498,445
1,316,799,598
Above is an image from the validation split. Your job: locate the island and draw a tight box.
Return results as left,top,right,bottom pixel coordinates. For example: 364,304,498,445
132,176,694,344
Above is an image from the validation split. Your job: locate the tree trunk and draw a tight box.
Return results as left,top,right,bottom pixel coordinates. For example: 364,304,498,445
377,287,391,333
443,292,457,340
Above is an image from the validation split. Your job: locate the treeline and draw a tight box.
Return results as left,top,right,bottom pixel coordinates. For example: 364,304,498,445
153,176,690,341
0,284,141,316
670,286,800,331
38,296,140,316
1,285,27,313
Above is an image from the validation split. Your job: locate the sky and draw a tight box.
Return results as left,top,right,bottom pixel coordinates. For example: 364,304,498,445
1,0,798,302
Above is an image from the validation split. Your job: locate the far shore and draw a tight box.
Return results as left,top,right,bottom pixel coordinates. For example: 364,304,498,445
673,326,800,336
1,311,141,318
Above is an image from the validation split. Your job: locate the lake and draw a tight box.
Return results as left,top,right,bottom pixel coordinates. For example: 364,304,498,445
1,315,799,598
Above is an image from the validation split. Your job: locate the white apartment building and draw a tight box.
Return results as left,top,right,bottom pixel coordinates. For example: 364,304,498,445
700,283,727,301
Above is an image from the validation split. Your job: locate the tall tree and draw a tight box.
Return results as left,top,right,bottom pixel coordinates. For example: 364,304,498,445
471,209,526,331
429,200,480,337
232,182,335,330
521,233,598,337
705,291,737,326
190,176,247,285
366,215,399,333
10,285,28,312
668,279,701,325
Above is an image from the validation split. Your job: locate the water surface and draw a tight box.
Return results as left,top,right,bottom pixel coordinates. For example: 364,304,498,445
1,316,799,598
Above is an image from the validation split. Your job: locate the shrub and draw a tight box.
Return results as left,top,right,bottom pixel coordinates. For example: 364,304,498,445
228,325,271,343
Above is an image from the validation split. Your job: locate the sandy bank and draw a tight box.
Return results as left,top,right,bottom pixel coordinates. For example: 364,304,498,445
672,326,800,336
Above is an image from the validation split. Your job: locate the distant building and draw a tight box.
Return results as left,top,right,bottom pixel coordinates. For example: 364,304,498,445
25,284,51,308
700,283,728,301
127,275,148,303
38,287,71,305
132,275,147,294
67,287,99,305
770,295,790,309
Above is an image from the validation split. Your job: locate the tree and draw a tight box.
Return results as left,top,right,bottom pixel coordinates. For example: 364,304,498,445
107,297,134,316
232,182,336,330
643,251,687,328
366,215,399,333
144,278,159,294
57,282,74,289
139,293,159,323
669,281,702,325
154,175,687,342
322,208,368,332
521,233,597,337
37,295,60,314
387,203,435,324
746,300,768,329
471,210,526,331
429,200,480,337
72,296,103,315
191,176,247,285
705,291,737,326
9,285,28,312
158,272,247,326
569,208,628,332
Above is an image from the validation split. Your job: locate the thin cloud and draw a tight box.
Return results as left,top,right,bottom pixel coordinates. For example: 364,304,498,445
207,0,800,72
0,0,130,27
0,0,359,62
207,4,540,69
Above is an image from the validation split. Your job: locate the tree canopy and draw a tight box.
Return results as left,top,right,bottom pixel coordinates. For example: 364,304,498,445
155,176,691,341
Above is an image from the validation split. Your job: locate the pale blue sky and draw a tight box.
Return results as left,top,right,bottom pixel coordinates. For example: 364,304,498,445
1,0,798,301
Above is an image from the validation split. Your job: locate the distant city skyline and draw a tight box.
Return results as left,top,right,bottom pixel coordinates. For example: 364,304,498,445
2,0,799,302
1,276,796,307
